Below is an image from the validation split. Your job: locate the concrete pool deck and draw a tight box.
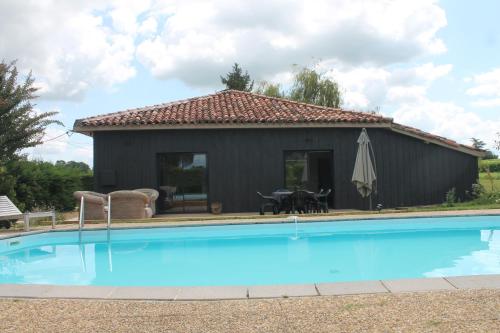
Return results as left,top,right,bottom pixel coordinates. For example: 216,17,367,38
0,275,499,300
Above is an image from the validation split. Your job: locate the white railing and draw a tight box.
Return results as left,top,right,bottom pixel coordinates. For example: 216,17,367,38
107,195,111,229
79,196,85,230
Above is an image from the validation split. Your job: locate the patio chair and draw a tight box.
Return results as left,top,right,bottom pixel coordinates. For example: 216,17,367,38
290,190,313,214
109,190,152,219
76,191,108,200
134,188,159,216
73,191,106,220
315,189,332,213
256,192,279,215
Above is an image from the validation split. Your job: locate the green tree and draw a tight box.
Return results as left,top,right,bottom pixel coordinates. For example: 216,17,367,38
470,137,498,159
0,158,92,211
0,60,61,162
254,67,343,108
496,133,499,151
220,63,254,91
470,138,486,150
288,67,342,108
254,81,284,98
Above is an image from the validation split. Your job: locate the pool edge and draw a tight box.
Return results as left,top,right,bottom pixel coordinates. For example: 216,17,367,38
1,209,499,241
0,274,499,301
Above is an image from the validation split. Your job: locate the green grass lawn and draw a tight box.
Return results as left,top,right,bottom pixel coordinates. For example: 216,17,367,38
479,171,500,193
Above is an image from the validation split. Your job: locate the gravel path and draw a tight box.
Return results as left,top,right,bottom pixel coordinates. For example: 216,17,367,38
1,289,499,332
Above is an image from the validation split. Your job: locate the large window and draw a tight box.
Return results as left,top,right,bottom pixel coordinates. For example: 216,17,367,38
284,151,333,196
157,153,208,213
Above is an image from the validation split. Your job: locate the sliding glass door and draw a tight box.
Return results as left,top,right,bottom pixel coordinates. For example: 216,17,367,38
157,153,208,213
284,151,333,203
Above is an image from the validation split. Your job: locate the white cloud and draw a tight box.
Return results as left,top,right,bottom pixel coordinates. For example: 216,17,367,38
320,62,451,110
392,99,500,150
0,0,145,100
414,63,453,81
0,0,449,97
466,68,500,108
136,0,447,86
471,98,500,108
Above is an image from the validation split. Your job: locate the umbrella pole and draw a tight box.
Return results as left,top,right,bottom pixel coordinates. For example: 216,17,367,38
369,195,372,211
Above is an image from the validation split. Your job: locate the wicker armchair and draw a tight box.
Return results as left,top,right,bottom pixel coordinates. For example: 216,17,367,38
134,188,159,216
73,191,106,221
109,190,152,219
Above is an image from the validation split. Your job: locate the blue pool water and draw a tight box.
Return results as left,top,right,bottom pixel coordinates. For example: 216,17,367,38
0,215,499,286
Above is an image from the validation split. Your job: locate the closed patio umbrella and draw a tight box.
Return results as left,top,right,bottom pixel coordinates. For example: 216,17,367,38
352,128,377,209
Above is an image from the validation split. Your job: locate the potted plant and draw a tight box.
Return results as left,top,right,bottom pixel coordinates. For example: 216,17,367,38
211,201,222,214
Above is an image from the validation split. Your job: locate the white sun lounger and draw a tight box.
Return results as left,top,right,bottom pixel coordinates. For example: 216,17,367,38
0,195,56,231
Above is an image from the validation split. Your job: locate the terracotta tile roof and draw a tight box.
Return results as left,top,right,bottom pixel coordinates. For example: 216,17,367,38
74,90,391,127
73,90,483,157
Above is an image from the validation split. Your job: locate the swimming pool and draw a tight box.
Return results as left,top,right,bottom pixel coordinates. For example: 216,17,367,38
0,215,499,286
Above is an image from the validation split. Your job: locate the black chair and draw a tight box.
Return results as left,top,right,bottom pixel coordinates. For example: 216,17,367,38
315,189,332,213
278,194,292,214
256,192,279,215
290,190,313,214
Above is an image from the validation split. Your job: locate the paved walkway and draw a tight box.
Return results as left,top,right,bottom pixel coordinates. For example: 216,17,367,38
1,289,499,332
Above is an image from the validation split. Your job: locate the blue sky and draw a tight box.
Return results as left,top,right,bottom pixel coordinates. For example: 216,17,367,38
1,0,499,166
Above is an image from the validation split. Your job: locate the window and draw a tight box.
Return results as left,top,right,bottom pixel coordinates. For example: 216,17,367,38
157,153,208,213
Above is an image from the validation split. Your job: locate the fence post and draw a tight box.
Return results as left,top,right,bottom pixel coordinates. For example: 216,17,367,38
24,213,30,232
51,210,56,229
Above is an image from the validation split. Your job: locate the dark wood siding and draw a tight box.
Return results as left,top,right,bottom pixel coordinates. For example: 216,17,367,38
93,128,478,212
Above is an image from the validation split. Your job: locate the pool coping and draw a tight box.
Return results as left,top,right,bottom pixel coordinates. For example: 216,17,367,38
0,275,499,300
1,209,500,241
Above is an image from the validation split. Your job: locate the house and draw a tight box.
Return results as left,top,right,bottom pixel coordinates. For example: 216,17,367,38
73,90,483,213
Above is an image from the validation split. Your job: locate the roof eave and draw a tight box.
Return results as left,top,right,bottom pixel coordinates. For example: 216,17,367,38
72,121,392,134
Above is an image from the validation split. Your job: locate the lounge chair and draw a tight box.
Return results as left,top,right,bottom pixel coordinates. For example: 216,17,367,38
109,190,152,219
257,192,279,215
134,188,159,216
73,191,106,220
1,195,56,230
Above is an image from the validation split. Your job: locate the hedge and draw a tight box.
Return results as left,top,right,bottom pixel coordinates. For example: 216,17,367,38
479,159,500,173
0,158,93,212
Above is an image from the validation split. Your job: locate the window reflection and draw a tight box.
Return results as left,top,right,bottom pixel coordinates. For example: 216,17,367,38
158,153,208,213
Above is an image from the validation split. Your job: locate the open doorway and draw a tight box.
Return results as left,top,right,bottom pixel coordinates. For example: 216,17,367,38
284,150,334,206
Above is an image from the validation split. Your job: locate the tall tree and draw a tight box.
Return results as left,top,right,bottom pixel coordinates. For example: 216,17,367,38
288,68,342,108
470,137,498,159
470,138,486,150
496,133,500,151
255,67,343,108
254,81,284,98
220,63,254,91
0,61,61,162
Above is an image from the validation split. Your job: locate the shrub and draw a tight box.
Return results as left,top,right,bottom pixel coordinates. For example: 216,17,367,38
471,183,485,198
444,188,457,207
0,158,92,212
479,159,500,173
